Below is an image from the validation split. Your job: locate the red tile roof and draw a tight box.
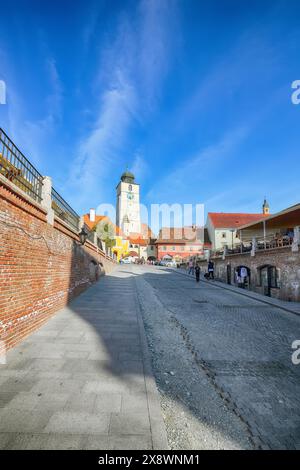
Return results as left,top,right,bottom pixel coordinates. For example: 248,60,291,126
115,226,126,237
208,212,270,229
141,223,155,239
82,214,127,238
157,226,210,245
83,214,109,230
129,235,147,246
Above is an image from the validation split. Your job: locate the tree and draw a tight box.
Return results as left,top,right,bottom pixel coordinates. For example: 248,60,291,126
93,219,116,249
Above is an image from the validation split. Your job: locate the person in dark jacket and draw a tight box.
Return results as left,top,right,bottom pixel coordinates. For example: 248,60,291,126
195,264,201,282
207,260,214,279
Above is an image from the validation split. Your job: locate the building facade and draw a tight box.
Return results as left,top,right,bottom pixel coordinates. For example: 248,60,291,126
206,209,270,251
83,210,129,261
155,226,211,262
116,171,141,236
201,204,300,302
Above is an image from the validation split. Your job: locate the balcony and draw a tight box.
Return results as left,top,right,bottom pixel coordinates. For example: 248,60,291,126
211,231,296,258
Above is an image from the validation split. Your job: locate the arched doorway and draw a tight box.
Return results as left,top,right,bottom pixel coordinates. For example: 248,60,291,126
235,265,251,288
89,260,98,282
259,265,278,297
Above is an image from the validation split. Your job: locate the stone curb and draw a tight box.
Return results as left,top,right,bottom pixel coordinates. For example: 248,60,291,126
169,267,300,318
133,278,169,450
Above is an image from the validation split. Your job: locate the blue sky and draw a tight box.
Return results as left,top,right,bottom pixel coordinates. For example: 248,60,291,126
0,0,300,222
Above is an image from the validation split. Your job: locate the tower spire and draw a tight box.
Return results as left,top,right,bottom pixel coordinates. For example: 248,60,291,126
262,197,270,215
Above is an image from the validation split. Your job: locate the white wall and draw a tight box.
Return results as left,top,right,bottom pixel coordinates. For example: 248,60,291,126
206,217,216,249
206,216,240,250
116,181,141,235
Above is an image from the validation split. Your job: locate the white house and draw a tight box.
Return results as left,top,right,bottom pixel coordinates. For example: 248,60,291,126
206,208,270,251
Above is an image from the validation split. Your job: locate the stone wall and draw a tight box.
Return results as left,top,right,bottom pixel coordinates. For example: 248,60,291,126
198,247,300,302
0,176,115,352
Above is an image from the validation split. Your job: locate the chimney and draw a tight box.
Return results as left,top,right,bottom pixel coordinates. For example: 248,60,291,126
89,208,96,222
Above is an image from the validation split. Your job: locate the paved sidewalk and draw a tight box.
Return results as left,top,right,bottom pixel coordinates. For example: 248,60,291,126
174,267,300,316
0,266,168,450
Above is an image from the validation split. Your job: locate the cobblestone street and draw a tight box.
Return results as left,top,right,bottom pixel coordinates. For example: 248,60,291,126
134,264,300,450
1,264,300,450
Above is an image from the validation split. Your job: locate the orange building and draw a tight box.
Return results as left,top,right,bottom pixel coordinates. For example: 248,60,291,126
155,226,211,261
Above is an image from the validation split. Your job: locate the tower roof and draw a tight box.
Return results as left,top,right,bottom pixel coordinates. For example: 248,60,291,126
263,198,270,208
121,170,135,183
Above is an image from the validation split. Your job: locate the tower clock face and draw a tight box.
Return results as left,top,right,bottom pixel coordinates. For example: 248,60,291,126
127,193,134,200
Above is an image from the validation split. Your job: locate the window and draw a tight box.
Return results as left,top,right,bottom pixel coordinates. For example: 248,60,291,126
259,265,278,288
172,246,175,250
163,246,166,251
222,232,227,238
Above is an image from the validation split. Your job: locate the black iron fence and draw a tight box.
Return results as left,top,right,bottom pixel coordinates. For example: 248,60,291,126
0,128,81,232
51,188,80,231
0,128,43,202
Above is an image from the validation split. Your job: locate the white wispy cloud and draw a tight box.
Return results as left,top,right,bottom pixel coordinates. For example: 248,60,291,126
20,58,63,163
169,18,282,137
131,152,148,181
137,0,178,110
68,72,137,205
2,51,63,166
65,0,179,211
146,125,250,203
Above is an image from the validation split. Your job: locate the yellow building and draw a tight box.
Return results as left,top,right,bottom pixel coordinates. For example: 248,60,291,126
112,227,130,262
83,210,129,262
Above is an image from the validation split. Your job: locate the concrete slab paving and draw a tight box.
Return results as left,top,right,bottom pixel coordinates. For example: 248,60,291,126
0,265,168,449
44,411,111,434
109,412,151,435
94,393,122,413
3,433,85,450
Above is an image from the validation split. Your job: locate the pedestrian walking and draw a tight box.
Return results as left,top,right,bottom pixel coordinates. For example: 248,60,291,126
188,259,194,275
208,260,214,279
195,264,200,282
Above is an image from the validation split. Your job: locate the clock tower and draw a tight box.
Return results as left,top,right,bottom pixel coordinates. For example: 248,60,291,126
116,170,141,236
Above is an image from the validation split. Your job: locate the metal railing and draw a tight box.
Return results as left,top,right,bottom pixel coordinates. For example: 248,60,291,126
256,235,293,251
210,234,295,258
0,128,43,202
51,188,80,231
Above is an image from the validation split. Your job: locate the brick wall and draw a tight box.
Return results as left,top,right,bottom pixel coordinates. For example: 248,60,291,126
0,177,115,352
199,248,300,302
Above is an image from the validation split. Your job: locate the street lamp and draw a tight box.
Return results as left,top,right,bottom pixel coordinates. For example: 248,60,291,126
79,227,88,245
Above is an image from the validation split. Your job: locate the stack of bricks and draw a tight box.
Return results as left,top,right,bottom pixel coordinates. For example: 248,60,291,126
0,176,115,352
